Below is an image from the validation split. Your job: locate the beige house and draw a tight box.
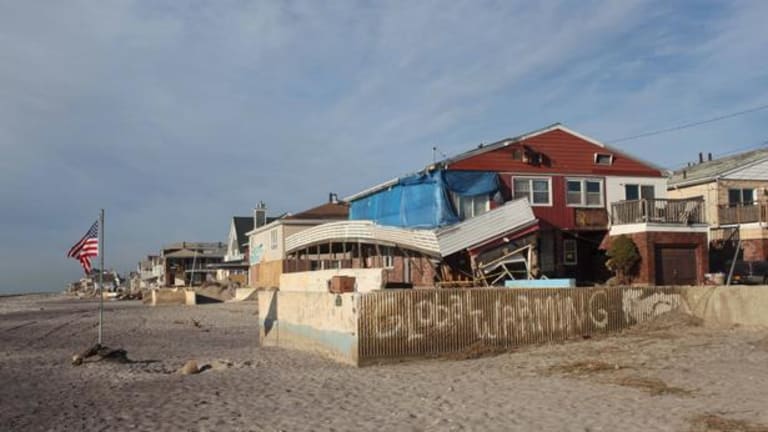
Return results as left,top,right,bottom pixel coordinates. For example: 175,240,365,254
247,196,349,288
667,149,768,268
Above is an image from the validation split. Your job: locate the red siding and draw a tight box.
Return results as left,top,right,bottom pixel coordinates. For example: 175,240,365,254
448,128,662,177
500,175,579,229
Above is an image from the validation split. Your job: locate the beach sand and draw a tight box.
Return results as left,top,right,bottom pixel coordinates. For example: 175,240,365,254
1,293,767,431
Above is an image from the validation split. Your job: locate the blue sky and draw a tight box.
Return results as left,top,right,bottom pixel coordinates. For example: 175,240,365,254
1,1,767,293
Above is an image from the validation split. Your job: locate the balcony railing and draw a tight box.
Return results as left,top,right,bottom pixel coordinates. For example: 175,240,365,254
718,203,768,225
611,198,705,225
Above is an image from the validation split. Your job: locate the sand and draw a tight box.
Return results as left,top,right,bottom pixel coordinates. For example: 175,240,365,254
1,293,768,432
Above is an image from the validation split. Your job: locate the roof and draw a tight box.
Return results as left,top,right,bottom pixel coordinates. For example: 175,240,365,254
446,123,666,176
668,148,768,187
232,217,254,249
343,123,665,202
284,220,441,256
284,198,538,258
162,242,225,252
164,248,225,259
284,201,349,220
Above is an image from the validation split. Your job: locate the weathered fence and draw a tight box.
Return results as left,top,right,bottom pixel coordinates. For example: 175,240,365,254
358,287,684,361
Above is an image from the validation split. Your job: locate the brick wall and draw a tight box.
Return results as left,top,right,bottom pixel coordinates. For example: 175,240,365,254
617,231,708,285
742,239,768,261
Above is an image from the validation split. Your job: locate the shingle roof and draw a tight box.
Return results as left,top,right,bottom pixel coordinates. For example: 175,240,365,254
232,217,254,248
669,148,768,187
285,202,349,220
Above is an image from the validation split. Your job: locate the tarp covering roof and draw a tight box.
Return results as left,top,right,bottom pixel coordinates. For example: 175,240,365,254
348,170,500,229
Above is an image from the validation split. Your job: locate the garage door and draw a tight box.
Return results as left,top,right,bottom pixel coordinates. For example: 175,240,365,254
655,246,697,285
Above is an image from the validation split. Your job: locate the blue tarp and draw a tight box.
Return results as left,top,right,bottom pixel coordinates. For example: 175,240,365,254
349,170,499,228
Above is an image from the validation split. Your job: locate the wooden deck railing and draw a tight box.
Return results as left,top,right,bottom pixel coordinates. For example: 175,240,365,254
717,203,768,225
611,197,705,225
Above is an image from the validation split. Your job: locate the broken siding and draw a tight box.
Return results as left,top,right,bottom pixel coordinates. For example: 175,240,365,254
436,198,536,256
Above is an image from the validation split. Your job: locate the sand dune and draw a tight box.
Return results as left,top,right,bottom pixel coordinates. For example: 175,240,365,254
1,293,767,431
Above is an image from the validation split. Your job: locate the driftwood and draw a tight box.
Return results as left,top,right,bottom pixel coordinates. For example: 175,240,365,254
72,344,129,366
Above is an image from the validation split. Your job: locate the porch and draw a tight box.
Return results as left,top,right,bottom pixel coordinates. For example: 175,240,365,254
717,203,768,226
611,197,706,225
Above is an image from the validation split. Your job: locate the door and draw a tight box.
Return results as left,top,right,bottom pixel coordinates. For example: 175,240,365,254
655,246,697,285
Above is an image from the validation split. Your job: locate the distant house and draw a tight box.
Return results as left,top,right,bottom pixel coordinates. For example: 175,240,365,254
214,204,280,286
668,149,768,269
161,242,226,286
137,255,163,289
247,195,349,288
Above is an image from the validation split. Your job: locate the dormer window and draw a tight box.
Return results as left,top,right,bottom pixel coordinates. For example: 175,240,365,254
595,153,613,165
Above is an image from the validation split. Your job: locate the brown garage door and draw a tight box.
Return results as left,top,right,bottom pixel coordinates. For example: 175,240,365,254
655,246,697,285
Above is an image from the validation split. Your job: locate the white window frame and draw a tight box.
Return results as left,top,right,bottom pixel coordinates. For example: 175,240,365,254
451,193,491,220
594,153,614,165
512,176,552,206
270,229,278,250
565,177,604,208
563,239,578,265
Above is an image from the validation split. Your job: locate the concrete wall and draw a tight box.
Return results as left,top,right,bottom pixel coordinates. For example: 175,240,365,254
258,290,359,365
683,285,768,327
279,268,386,293
142,288,195,306
257,285,768,366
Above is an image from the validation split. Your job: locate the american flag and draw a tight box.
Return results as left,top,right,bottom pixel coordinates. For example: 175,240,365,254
67,221,99,274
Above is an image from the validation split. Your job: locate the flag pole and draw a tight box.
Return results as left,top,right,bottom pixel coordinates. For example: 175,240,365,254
98,208,104,346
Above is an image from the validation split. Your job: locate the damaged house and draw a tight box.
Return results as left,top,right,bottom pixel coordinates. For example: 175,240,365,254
282,124,706,287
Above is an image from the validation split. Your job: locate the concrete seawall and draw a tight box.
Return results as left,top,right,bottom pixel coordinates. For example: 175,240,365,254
683,286,768,327
258,285,768,366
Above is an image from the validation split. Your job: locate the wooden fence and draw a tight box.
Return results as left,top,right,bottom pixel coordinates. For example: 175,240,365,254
357,287,684,361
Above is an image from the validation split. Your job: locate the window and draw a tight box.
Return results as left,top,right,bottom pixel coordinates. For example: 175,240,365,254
563,239,577,265
511,148,523,161
270,229,278,250
624,184,655,201
594,153,613,165
513,177,551,206
728,188,754,206
380,246,394,268
451,193,490,220
565,178,603,207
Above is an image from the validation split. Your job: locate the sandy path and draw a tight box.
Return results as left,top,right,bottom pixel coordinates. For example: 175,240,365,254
1,294,767,431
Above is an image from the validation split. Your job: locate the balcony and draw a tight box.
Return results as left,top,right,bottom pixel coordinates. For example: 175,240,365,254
611,198,706,225
718,203,768,225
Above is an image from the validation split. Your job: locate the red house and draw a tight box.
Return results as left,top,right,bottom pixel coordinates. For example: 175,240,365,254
443,124,670,284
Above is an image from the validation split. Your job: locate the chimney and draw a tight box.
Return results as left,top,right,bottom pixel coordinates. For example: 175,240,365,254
708,152,712,161
698,152,703,164
329,193,338,204
254,201,267,228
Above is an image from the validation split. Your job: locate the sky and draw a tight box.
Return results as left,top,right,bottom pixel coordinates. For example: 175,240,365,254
1,0,767,293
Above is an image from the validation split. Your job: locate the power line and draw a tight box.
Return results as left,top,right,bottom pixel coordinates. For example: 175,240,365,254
606,103,768,144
